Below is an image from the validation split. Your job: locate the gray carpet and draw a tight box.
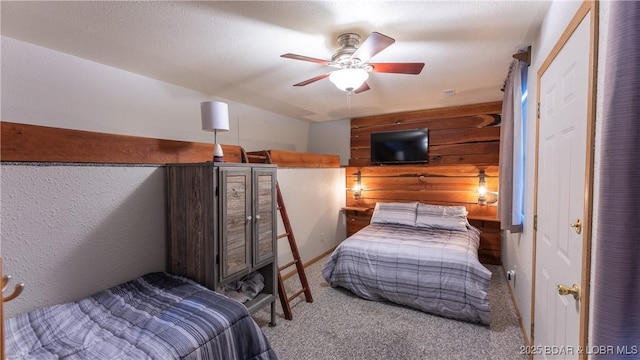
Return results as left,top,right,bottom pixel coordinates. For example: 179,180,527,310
254,255,527,360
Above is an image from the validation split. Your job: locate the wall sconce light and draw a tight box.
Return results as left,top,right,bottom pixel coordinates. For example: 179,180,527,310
353,170,362,199
201,101,230,162
478,170,498,206
478,170,488,205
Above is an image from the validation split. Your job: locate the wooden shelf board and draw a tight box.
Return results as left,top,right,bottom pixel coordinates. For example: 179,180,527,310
467,214,500,222
341,206,371,212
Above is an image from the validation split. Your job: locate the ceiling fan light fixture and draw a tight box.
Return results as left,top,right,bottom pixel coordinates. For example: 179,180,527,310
329,68,369,92
283,32,423,94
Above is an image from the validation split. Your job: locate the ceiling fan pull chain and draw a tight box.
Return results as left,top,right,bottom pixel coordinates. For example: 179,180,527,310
347,91,352,111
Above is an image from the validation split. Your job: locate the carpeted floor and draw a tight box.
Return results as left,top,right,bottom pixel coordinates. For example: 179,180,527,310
253,254,527,360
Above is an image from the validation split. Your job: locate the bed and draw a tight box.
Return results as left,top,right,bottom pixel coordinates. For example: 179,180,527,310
322,202,492,325
4,272,278,360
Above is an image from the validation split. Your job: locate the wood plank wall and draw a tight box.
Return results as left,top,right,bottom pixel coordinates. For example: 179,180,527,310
345,101,502,220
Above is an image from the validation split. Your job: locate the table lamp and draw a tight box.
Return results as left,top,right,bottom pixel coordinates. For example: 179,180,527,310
201,101,230,162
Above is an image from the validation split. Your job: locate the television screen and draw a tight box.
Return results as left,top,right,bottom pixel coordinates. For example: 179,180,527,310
370,128,429,165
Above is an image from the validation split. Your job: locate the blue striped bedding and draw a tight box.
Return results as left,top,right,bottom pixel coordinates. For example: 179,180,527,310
322,223,492,325
5,272,277,359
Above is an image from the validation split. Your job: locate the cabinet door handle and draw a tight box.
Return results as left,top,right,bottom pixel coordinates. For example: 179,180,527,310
255,215,261,220
246,216,252,221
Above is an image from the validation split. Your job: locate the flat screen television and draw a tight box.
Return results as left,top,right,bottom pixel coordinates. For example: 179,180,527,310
370,128,429,165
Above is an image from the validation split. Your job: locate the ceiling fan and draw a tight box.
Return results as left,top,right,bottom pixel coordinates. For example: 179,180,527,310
281,32,425,94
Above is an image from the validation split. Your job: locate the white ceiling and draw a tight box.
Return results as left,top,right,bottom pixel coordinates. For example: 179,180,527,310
1,1,550,122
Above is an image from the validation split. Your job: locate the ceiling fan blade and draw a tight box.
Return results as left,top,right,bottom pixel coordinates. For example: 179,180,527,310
351,32,395,63
369,62,425,74
354,82,370,94
281,53,331,66
293,73,330,87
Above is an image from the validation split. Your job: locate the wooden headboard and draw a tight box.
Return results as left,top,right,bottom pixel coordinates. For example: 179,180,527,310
346,101,500,211
344,101,502,264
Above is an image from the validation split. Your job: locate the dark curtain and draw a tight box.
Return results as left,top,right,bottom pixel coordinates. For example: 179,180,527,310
592,1,640,355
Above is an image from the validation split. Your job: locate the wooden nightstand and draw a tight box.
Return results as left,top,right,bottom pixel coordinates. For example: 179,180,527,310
467,215,502,265
341,206,371,237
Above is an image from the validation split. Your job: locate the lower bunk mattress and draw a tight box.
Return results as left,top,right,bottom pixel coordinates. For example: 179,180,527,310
4,272,277,360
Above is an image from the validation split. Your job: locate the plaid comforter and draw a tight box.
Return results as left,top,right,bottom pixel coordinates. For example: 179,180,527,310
5,272,277,360
322,223,492,325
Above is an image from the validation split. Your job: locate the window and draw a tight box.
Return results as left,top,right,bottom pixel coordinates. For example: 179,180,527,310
514,63,528,226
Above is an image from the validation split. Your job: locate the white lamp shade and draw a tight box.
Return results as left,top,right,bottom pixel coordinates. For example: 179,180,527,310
201,101,230,132
329,69,369,92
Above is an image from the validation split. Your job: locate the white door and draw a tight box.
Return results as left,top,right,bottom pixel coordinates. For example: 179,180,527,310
534,12,590,359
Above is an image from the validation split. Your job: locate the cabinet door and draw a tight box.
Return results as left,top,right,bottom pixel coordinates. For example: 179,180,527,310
219,167,252,283
253,168,276,267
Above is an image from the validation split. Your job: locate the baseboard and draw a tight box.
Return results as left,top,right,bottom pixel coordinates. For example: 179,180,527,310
280,247,336,281
502,266,531,347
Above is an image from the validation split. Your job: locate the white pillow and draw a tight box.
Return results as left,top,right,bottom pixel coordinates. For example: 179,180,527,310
370,202,418,226
415,203,468,232
416,203,468,217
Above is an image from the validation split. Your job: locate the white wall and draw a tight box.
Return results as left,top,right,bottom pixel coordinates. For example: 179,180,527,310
1,36,346,317
1,36,310,152
276,168,346,271
308,120,352,166
1,164,167,317
501,0,605,342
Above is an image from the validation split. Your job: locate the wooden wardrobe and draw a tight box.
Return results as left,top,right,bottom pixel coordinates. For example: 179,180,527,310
166,162,278,325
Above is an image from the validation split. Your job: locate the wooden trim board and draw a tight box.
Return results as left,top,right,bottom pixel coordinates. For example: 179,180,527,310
1,121,244,164
1,122,340,167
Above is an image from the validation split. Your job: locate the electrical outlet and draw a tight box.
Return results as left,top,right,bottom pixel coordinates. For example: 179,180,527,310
506,269,517,288
320,233,325,242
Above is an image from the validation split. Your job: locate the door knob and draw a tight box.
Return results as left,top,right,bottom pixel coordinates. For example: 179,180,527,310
557,283,580,300
570,219,582,234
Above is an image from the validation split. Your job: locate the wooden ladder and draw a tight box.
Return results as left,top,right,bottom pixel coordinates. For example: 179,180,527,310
243,149,313,320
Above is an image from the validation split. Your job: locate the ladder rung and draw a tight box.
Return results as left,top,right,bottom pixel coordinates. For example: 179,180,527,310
287,288,307,302
277,233,290,240
279,259,299,271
